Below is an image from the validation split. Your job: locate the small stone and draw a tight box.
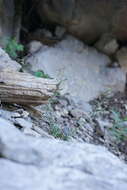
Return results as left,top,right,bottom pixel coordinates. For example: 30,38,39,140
14,118,33,129
33,125,54,139
84,123,94,133
107,61,120,68
78,118,94,135
42,29,53,38
116,47,127,71
55,26,66,38
78,101,92,113
61,108,69,116
54,105,61,111
95,35,119,55
103,39,119,55
96,118,112,129
11,112,21,118
28,40,43,54
70,108,83,119
58,98,69,107
118,121,127,128
78,117,86,126
16,109,29,118
95,118,113,137
124,105,127,110
22,128,41,137
21,111,29,118
55,111,62,118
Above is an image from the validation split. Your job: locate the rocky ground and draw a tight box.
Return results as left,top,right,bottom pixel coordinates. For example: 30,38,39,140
1,90,127,161
1,35,127,189
90,91,127,160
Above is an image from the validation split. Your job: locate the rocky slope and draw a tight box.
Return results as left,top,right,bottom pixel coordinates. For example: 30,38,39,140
0,46,127,189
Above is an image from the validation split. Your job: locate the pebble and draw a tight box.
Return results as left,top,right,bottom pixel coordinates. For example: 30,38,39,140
33,125,54,139
14,118,33,129
70,108,83,119
22,128,41,137
16,109,29,118
11,112,21,118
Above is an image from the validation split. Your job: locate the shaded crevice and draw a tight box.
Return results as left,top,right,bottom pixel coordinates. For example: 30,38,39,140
21,0,57,44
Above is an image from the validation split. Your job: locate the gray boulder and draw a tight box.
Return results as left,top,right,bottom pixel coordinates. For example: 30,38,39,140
0,118,41,164
26,37,125,102
36,0,127,44
0,47,21,71
0,117,127,190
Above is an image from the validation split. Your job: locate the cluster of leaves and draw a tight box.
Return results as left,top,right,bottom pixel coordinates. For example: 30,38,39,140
49,123,69,140
34,70,52,79
4,38,24,59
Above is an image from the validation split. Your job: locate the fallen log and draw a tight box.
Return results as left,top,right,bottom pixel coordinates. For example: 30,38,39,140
0,70,58,105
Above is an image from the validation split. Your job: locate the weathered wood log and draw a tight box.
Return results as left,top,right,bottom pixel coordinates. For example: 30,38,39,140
0,70,58,105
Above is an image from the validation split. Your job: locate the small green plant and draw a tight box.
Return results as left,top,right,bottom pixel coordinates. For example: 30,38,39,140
4,38,24,59
35,70,52,79
109,110,127,143
44,103,70,140
49,123,69,140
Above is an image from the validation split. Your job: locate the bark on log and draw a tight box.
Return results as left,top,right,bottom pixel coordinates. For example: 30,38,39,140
0,71,58,105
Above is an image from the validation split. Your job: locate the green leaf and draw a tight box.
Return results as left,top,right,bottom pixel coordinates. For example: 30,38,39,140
34,70,52,79
3,38,24,59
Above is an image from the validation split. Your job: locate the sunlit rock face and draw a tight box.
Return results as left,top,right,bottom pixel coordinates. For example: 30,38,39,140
36,0,127,44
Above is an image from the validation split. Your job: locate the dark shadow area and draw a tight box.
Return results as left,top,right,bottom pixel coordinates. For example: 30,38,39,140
20,0,57,44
